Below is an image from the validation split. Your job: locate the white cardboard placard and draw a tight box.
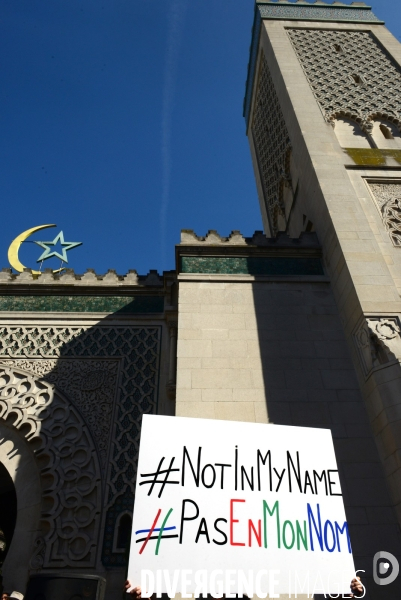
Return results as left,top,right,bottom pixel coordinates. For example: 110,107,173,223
128,415,355,597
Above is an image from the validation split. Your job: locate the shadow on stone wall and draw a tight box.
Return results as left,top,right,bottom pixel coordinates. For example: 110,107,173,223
251,280,401,599
0,309,164,593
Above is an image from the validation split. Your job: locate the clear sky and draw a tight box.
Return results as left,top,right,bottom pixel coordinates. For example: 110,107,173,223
1,0,399,276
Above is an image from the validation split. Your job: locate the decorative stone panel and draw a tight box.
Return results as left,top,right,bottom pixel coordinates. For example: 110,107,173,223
368,182,401,246
287,29,401,133
0,324,162,568
354,317,401,376
251,53,292,235
0,365,101,568
0,359,119,469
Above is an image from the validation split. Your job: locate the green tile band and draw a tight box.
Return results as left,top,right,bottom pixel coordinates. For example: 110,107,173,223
0,295,164,313
181,256,324,276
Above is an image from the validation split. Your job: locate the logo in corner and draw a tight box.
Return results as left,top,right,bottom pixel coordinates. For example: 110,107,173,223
373,551,399,586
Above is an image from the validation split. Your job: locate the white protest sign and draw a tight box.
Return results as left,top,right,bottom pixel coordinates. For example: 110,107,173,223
128,415,355,597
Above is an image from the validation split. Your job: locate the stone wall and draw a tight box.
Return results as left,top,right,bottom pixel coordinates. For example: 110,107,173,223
175,231,401,599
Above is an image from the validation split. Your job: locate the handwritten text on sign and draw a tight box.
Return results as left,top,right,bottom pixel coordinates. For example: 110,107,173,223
128,416,355,596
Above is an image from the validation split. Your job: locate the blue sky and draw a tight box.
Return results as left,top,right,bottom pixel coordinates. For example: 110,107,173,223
0,0,399,275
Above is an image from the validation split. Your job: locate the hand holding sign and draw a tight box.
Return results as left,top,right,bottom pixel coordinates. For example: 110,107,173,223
124,581,153,599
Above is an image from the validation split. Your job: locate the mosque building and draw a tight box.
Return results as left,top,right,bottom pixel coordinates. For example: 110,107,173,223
1,1,401,598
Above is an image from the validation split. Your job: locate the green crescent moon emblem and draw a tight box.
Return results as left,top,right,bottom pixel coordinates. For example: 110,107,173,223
7,224,82,275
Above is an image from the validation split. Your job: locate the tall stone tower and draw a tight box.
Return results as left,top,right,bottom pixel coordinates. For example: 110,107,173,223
246,0,401,525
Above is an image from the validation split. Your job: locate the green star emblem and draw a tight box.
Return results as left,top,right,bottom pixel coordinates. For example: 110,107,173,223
35,231,82,263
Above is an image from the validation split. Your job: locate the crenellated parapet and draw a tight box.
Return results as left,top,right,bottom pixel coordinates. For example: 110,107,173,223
0,229,326,308
180,229,320,247
177,230,325,278
0,267,164,287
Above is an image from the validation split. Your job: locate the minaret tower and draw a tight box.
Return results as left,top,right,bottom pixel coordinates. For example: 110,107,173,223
245,0,401,537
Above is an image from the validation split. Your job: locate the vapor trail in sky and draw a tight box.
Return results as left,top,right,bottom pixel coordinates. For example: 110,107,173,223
160,0,187,268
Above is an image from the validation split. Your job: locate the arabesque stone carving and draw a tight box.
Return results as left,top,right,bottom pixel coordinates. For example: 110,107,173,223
0,359,119,468
0,365,101,568
0,324,161,568
287,29,401,133
369,182,401,246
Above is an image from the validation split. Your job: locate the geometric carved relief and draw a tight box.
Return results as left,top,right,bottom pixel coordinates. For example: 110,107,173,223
251,53,292,235
368,182,401,246
0,359,119,469
354,317,401,376
288,29,401,133
0,324,162,568
0,365,101,568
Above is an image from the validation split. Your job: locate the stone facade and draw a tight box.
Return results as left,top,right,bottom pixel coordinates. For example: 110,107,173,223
175,230,401,600
3,2,401,599
0,270,177,597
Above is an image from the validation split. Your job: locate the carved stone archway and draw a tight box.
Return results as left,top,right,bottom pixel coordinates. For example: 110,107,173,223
0,365,102,589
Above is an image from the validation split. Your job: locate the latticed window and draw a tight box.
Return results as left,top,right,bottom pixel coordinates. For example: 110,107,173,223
251,53,291,235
